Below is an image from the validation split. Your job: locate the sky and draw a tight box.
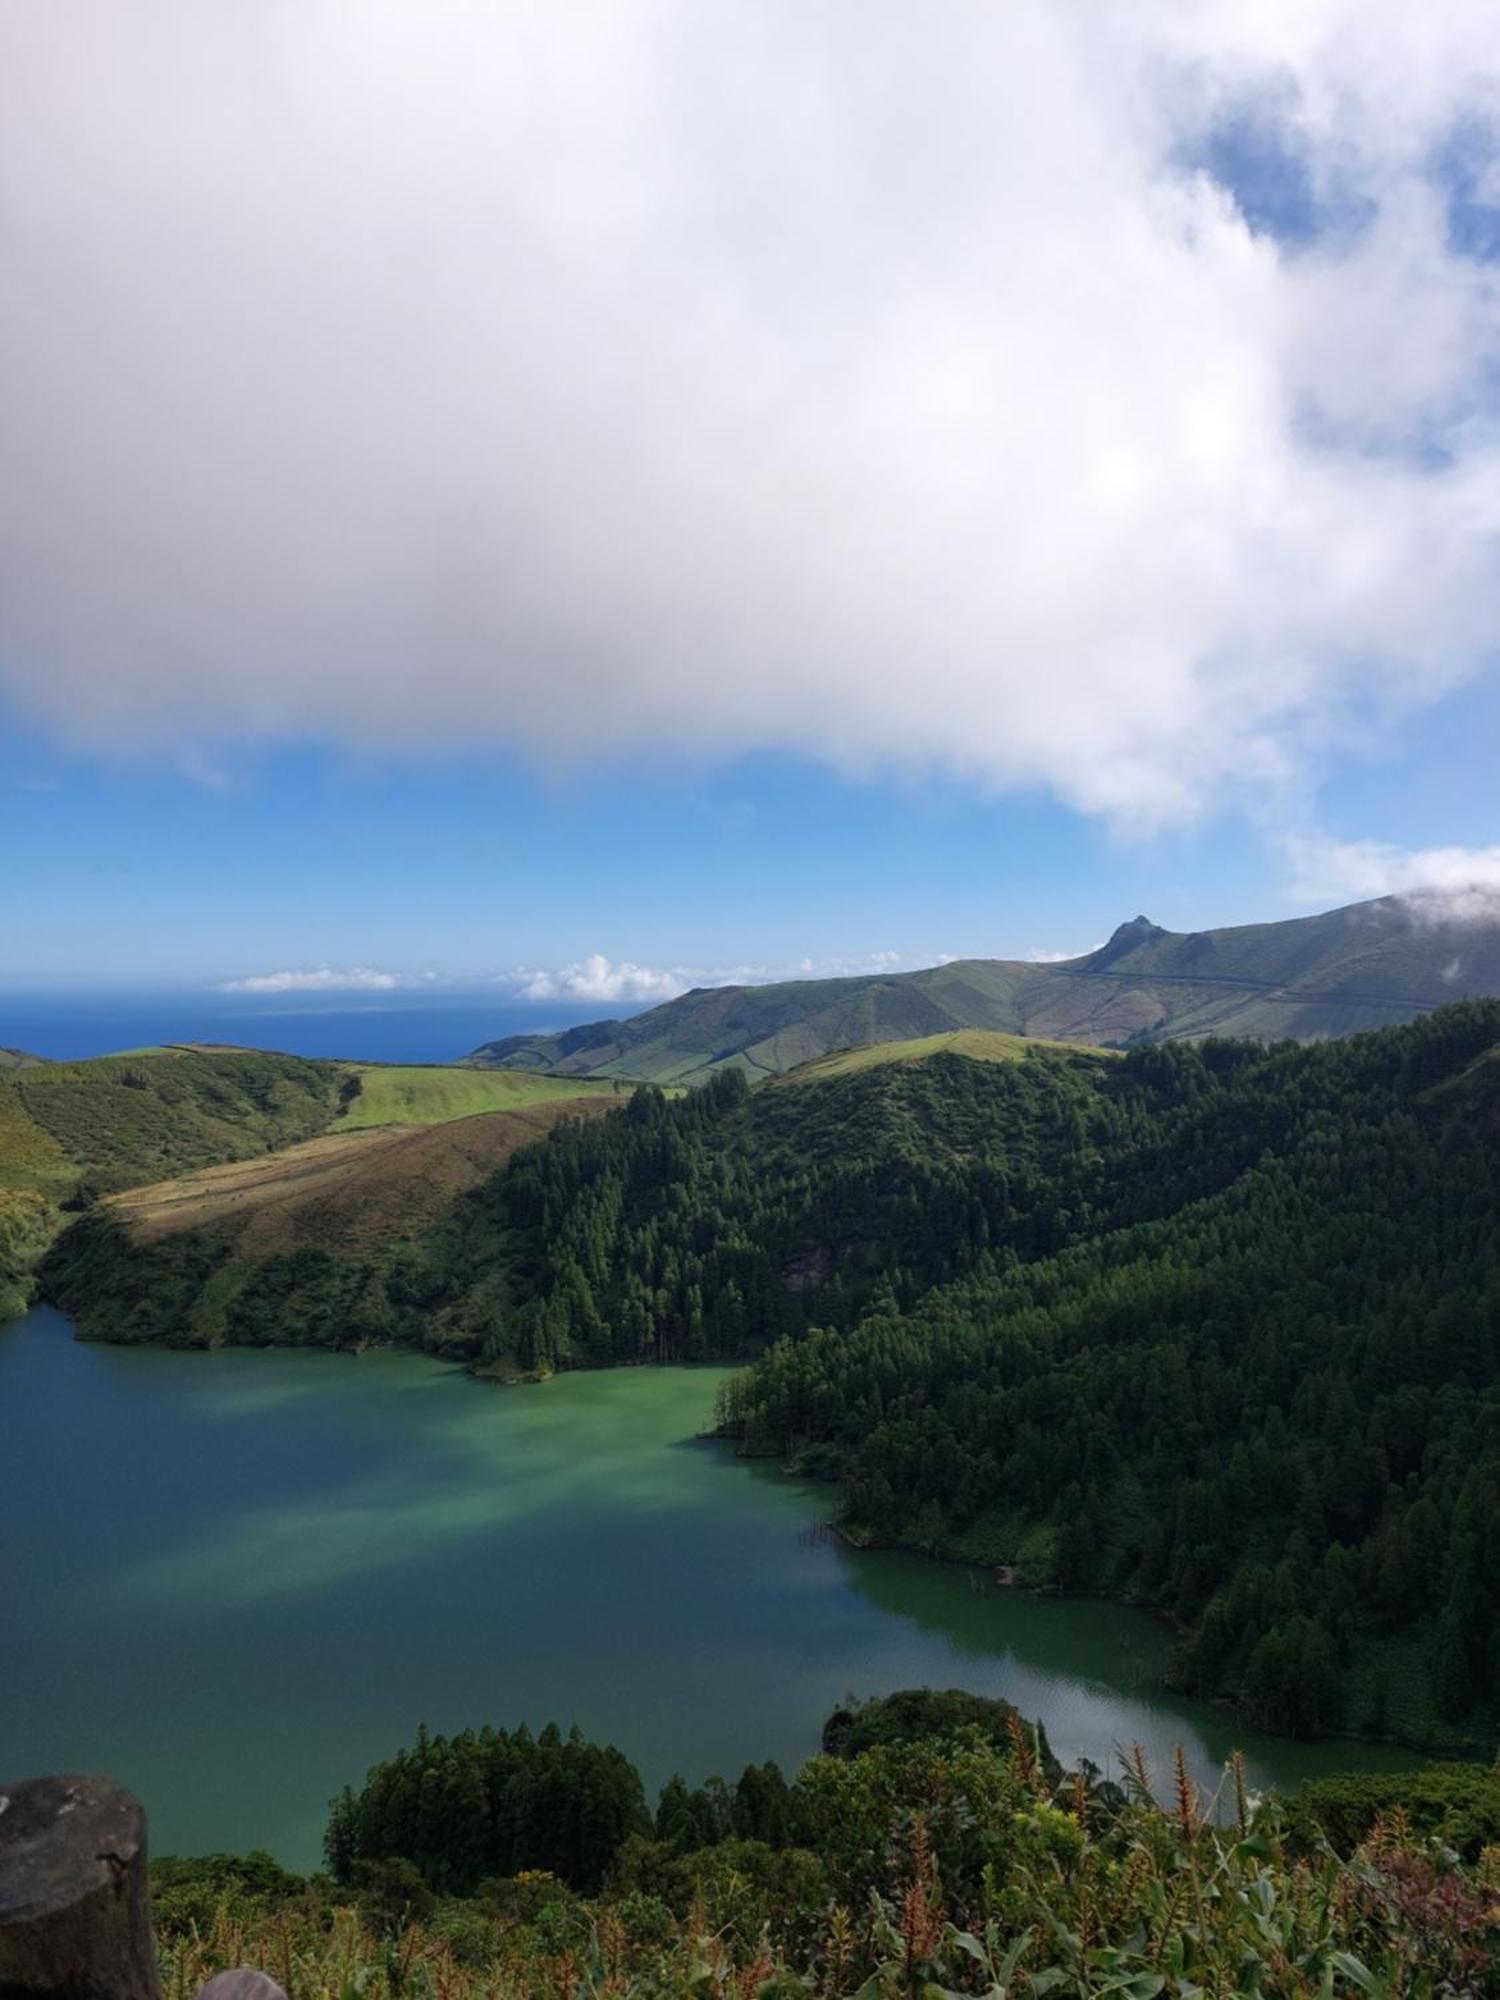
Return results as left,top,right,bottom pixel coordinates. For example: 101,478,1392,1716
3,1,1500,1009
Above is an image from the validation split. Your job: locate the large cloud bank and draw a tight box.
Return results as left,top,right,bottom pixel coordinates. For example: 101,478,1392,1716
3,2,1499,828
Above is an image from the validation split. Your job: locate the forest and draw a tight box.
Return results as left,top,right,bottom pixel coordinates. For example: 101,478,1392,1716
42,1001,1500,1745
152,1694,1500,1997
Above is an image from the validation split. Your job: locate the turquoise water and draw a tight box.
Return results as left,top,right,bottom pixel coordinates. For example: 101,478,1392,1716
0,1308,1417,1868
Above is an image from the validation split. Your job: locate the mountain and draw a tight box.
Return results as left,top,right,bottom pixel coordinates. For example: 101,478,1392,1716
464,892,1500,1081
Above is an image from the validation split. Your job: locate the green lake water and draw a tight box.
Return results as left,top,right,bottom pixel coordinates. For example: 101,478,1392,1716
1,1306,1418,1868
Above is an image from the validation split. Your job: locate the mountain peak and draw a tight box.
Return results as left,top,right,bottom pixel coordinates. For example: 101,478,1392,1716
1084,915,1168,969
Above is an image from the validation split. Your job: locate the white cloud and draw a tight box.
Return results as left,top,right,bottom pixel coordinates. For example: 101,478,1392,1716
216,950,940,1006
221,966,420,994
505,948,932,1006
3,4,1500,827
1282,835,1500,919
513,957,692,1006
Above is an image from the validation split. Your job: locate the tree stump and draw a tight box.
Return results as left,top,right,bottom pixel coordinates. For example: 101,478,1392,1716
0,1775,161,2000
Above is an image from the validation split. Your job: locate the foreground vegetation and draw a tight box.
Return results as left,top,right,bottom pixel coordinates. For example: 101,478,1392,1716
152,1697,1500,1998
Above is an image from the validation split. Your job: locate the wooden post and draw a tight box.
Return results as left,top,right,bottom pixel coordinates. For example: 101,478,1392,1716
0,1774,161,2000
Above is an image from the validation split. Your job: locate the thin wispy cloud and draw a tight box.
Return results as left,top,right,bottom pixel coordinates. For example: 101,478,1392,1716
2,4,1500,832
507,949,946,1004
221,967,430,995
220,950,954,1005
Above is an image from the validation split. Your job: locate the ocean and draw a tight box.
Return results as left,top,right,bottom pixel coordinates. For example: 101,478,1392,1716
0,989,627,1065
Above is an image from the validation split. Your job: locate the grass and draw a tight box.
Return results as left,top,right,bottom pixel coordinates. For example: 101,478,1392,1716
333,1066,622,1129
779,1028,1109,1082
0,1085,72,1195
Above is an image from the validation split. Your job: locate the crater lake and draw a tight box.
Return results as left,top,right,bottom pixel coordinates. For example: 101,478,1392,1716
0,1306,1417,1866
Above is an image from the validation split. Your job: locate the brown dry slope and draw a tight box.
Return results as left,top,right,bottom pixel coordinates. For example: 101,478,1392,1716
108,1098,613,1259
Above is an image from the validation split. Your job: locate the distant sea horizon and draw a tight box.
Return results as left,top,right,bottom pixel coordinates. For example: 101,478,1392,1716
0,988,638,1066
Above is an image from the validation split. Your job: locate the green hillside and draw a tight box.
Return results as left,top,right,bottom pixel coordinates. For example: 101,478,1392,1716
5,1047,340,1187
333,1063,619,1129
0,1047,341,1318
0,1047,630,1321
466,892,1500,1080
466,957,1039,1080
779,1026,1098,1080
45,1037,1114,1363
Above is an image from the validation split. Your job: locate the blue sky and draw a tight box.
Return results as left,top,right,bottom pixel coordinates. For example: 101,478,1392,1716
3,5,1500,1007
5,677,1497,995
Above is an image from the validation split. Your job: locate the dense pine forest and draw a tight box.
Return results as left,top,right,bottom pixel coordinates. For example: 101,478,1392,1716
153,1696,1500,1997
42,1002,1500,1746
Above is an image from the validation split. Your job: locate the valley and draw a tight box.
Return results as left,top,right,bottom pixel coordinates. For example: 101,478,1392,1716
26,995,1500,1758
7,931,1500,1993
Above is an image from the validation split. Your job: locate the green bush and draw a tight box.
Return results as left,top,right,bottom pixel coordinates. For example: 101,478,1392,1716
1288,1759,1500,1859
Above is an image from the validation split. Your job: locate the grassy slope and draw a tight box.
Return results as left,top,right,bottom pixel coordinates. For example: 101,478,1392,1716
468,962,1041,1083
779,1027,1104,1080
109,1097,617,1260
335,1065,617,1129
